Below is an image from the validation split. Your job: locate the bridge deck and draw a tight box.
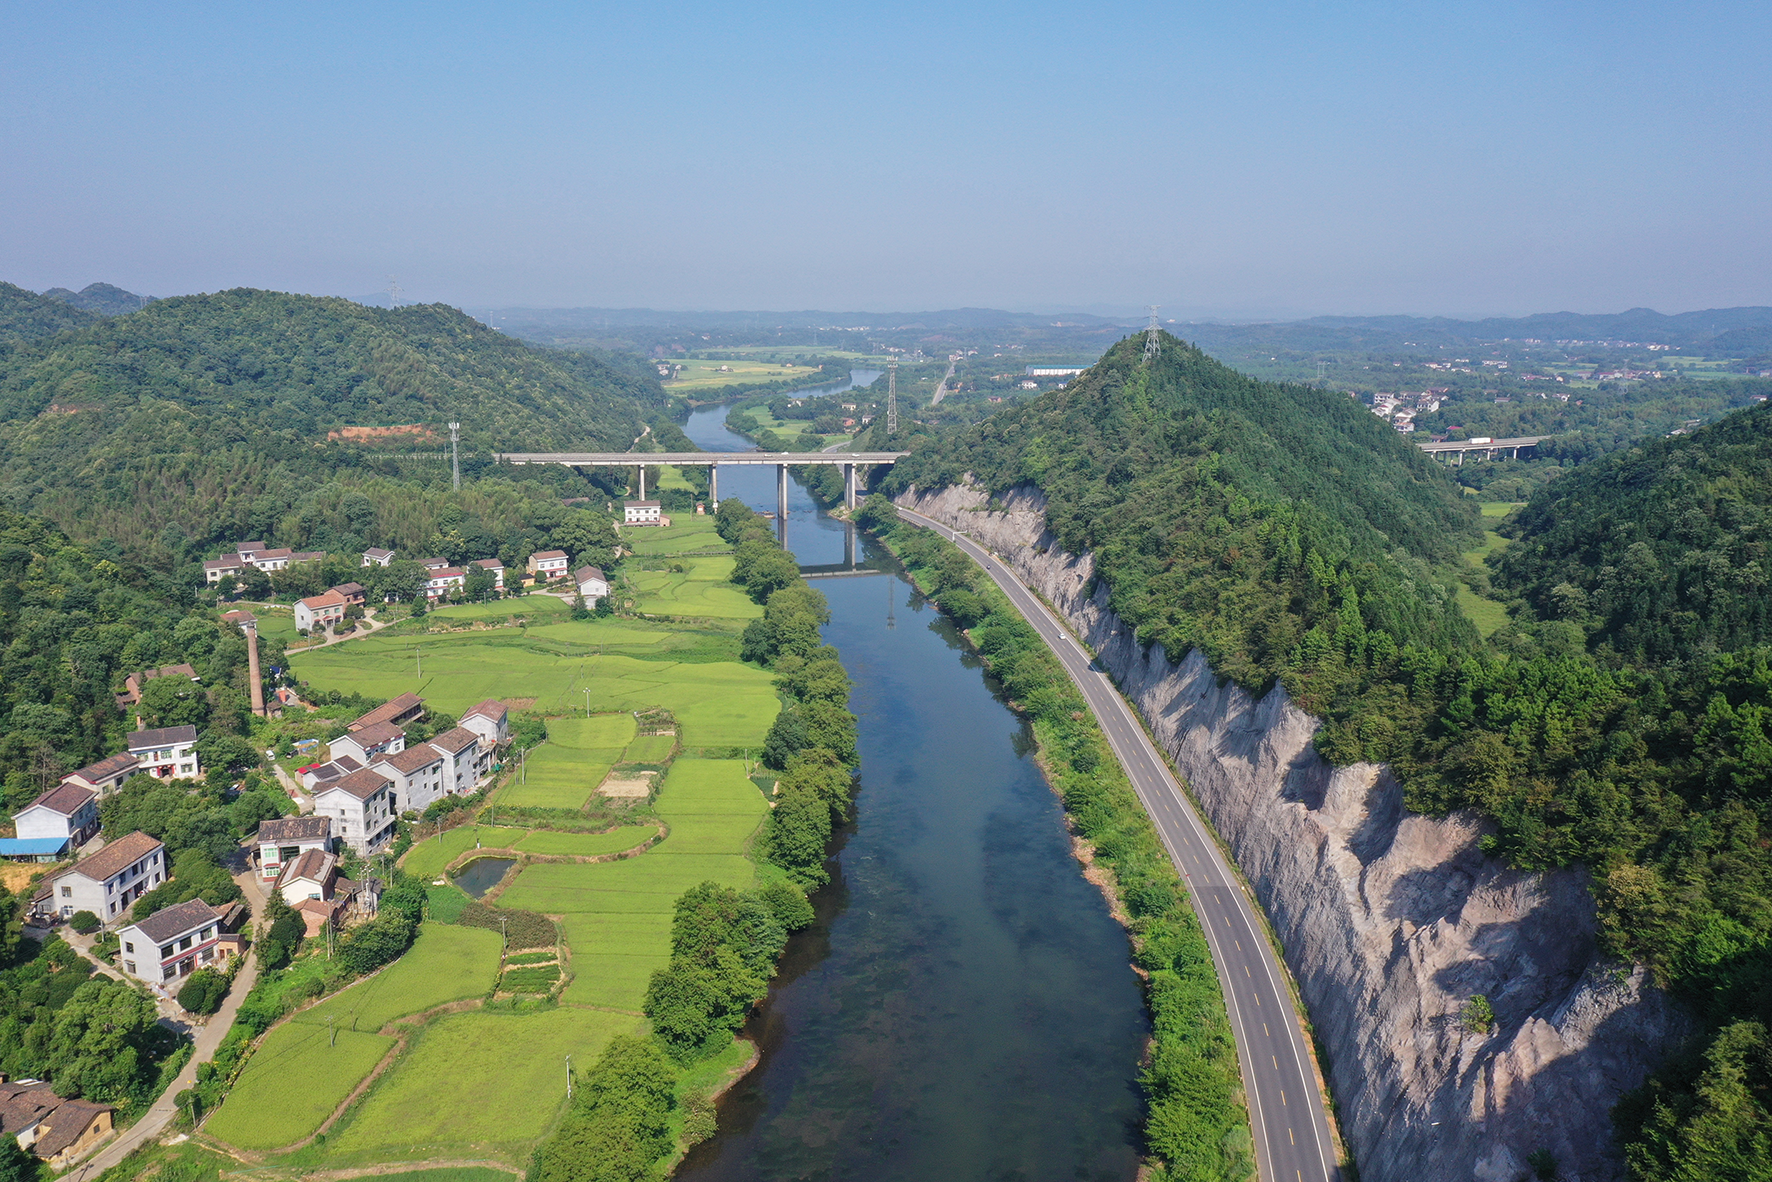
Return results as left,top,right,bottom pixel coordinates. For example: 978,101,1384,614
495,451,907,466
1415,435,1546,453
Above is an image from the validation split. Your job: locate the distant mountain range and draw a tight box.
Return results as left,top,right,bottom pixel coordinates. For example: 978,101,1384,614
41,281,155,316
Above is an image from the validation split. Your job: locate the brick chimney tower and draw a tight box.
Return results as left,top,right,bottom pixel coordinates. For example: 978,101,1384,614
245,623,268,717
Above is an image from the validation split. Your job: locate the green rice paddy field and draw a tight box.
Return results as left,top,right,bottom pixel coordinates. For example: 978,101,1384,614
242,519,782,1168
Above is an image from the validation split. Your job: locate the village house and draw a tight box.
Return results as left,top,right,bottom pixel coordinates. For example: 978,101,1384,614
424,567,466,600
294,588,348,634
12,782,100,847
413,557,451,572
527,549,570,582
116,897,228,987
275,848,378,935
313,767,397,855
574,566,608,605
0,837,73,863
115,664,200,710
362,547,396,566
127,725,200,779
247,548,295,572
60,752,140,797
298,754,363,793
623,500,664,526
426,726,488,797
221,609,258,631
256,814,334,885
329,720,405,766
461,699,510,752
349,692,425,732
371,743,448,813
202,555,245,584
35,830,165,924
0,1081,114,1167
288,550,327,566
331,581,367,606
471,558,505,577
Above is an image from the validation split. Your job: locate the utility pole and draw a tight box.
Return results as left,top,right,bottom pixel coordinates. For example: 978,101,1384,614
566,1055,573,1099
584,687,592,718
1144,306,1161,364
415,646,422,680
450,422,461,490
886,360,898,436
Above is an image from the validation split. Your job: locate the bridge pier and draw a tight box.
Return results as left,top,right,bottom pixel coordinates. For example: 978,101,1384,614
777,464,789,519
844,463,857,510
707,464,717,508
637,466,646,499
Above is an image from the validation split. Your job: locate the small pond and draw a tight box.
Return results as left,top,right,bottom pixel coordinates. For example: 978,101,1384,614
452,857,516,899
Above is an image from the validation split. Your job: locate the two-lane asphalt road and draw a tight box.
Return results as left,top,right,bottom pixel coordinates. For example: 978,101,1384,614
898,506,1339,1182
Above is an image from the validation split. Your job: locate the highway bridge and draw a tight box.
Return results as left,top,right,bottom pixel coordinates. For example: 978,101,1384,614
898,505,1342,1182
1415,435,1546,463
495,450,907,515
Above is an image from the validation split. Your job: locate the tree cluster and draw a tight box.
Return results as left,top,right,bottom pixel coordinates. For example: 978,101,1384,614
642,880,814,1063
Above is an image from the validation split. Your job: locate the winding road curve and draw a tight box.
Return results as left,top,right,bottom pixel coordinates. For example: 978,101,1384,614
898,505,1341,1182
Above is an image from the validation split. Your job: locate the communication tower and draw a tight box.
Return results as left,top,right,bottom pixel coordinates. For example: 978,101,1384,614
1143,305,1161,364
450,422,461,490
886,360,898,436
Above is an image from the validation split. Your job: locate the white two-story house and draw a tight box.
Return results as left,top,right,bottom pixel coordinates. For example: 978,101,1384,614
329,721,404,767
371,743,447,814
36,831,165,925
426,726,488,797
12,783,100,847
128,726,200,780
256,814,334,885
313,767,397,855
526,549,570,582
60,752,142,797
461,700,510,752
117,898,226,988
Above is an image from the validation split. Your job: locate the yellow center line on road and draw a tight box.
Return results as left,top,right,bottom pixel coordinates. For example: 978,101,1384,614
1290,1128,1295,1145
1281,1090,1287,1105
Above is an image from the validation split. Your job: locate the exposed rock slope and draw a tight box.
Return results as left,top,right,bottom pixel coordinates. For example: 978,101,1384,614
897,481,1688,1182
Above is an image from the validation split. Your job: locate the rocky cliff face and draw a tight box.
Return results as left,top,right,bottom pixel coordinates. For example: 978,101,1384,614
896,482,1688,1182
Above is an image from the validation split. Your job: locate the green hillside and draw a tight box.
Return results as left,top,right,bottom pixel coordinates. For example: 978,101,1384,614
888,336,1772,1174
1495,401,1772,663
0,288,669,563
885,332,1483,736
0,281,101,345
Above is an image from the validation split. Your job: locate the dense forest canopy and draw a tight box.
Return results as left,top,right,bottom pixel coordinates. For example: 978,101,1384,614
1495,402,1772,664
885,332,1483,723
0,288,671,567
888,334,1772,1175
0,282,101,347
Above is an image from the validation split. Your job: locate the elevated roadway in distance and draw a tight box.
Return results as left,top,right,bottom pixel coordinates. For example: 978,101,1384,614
1415,434,1545,463
897,505,1341,1182
494,450,907,515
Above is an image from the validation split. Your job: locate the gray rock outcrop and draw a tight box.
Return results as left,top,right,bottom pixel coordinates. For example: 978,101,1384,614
895,481,1688,1182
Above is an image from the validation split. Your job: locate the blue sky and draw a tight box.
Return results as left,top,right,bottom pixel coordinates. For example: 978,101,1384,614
3,1,1767,318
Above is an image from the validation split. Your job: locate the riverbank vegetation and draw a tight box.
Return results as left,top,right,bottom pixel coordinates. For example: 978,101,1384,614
881,330,1772,1173
859,495,1253,1180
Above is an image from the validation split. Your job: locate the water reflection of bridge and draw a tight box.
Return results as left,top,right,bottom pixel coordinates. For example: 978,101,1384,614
795,521,888,579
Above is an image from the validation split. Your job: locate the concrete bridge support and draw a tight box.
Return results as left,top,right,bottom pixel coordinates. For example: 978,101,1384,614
844,463,858,510
707,464,718,507
777,464,789,518
637,466,647,499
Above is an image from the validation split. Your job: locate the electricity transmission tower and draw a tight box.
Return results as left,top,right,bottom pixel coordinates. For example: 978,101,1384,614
450,422,461,490
886,360,898,436
1143,306,1161,364
387,276,402,308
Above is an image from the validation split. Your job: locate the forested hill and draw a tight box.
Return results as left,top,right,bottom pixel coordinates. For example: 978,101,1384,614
0,281,101,345
885,331,1482,720
888,332,1772,1174
1496,400,1772,663
0,288,668,562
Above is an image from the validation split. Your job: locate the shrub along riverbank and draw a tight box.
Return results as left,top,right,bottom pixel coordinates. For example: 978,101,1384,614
525,498,861,1181
856,494,1255,1181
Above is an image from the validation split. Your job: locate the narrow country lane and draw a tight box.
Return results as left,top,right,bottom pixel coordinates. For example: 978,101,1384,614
72,874,268,1178
897,506,1341,1182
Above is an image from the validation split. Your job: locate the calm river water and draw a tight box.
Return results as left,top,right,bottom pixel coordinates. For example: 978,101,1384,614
672,399,1146,1181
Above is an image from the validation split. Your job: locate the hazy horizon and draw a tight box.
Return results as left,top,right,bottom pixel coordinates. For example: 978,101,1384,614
6,1,1767,320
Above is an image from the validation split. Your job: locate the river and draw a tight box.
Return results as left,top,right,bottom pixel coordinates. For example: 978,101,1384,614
673,401,1147,1181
